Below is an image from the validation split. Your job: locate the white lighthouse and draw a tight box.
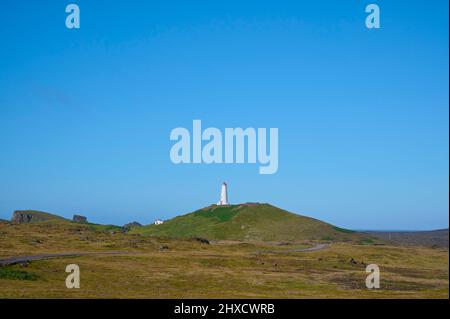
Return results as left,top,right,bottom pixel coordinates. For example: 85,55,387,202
217,182,229,206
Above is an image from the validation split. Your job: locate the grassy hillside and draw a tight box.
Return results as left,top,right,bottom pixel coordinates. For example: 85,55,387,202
131,203,374,242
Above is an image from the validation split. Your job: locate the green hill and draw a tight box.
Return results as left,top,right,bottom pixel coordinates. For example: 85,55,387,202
131,203,372,242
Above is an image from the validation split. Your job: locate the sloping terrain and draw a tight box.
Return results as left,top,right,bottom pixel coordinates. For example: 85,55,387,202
132,203,374,242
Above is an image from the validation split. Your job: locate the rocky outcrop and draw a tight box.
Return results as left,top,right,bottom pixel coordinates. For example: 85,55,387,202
73,215,88,223
12,210,54,223
123,221,142,230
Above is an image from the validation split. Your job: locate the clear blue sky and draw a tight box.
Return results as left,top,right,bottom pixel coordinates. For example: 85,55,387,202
0,1,448,230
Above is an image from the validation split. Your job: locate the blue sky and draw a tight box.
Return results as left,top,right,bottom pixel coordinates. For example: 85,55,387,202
0,0,448,230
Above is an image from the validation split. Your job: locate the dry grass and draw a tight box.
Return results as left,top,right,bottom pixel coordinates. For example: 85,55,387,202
0,222,448,298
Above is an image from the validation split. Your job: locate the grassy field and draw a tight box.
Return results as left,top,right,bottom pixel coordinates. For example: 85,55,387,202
0,220,448,298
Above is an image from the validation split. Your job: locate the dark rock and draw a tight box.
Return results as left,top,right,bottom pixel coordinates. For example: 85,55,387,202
12,211,49,223
123,221,142,230
73,215,88,223
193,237,210,245
349,257,366,266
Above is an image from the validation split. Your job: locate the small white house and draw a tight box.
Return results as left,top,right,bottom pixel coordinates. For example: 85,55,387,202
154,219,164,225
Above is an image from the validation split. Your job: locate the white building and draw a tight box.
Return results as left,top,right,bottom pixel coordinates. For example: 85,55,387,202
154,219,164,225
217,182,229,206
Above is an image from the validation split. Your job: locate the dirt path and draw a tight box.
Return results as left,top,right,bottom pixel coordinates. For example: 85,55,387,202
284,243,328,252
0,251,128,266
258,243,329,254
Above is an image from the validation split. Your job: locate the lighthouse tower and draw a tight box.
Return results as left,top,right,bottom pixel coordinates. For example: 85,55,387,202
217,182,229,206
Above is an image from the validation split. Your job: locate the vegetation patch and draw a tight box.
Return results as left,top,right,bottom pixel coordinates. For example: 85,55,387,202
359,238,375,244
0,266,40,281
333,226,355,234
195,206,240,222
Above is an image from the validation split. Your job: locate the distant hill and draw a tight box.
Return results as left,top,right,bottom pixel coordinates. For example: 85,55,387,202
131,203,374,242
9,210,123,232
365,229,449,248
11,210,70,223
